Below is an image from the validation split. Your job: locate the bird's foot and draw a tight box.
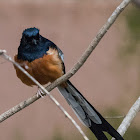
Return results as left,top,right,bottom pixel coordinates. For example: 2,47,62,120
37,88,44,98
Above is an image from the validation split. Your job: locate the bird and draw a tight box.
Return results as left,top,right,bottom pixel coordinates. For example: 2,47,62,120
14,27,124,140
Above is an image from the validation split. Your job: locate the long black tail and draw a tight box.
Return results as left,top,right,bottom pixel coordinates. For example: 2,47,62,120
57,80,124,140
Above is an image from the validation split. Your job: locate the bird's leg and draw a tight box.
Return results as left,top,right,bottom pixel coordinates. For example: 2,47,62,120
37,87,45,98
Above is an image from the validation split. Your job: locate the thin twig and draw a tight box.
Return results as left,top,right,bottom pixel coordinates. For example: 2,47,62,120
111,97,140,140
0,50,89,140
105,115,125,119
0,0,131,138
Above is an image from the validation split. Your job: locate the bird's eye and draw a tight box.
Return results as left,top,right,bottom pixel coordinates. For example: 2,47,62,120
46,47,49,51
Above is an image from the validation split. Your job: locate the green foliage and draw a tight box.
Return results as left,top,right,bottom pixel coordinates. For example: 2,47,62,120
126,7,140,35
118,6,140,95
119,6,140,58
124,126,140,140
52,130,65,140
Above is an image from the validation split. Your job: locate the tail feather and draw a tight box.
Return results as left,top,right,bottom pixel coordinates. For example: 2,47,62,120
57,80,124,140
57,84,90,126
90,125,108,140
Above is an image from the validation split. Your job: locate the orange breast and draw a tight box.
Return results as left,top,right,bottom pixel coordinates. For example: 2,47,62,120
14,48,64,86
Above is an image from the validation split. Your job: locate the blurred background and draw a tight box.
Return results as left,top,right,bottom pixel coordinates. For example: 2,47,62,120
0,0,140,139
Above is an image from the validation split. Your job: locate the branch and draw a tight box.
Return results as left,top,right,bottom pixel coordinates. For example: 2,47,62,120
43,0,132,92
0,0,131,137
111,96,140,140
0,50,89,140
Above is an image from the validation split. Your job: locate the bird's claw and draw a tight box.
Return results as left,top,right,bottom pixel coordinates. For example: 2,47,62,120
37,88,44,98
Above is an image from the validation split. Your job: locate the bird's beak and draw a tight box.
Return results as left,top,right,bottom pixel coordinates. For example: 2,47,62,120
32,39,37,45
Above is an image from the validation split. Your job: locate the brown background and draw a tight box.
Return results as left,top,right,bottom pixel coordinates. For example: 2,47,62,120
0,1,139,140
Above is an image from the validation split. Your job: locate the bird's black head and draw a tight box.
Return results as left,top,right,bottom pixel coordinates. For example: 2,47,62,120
22,27,40,45
17,27,56,62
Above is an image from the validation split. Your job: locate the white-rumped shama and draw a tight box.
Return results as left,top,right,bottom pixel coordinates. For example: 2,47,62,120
14,28,124,140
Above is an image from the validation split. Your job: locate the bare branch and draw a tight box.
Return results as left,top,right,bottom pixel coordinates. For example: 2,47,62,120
0,0,131,122
0,0,132,138
112,97,140,140
0,51,89,140
44,0,132,92
0,49,6,54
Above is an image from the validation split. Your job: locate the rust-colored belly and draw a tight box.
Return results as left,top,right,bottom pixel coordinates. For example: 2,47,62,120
14,53,64,86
